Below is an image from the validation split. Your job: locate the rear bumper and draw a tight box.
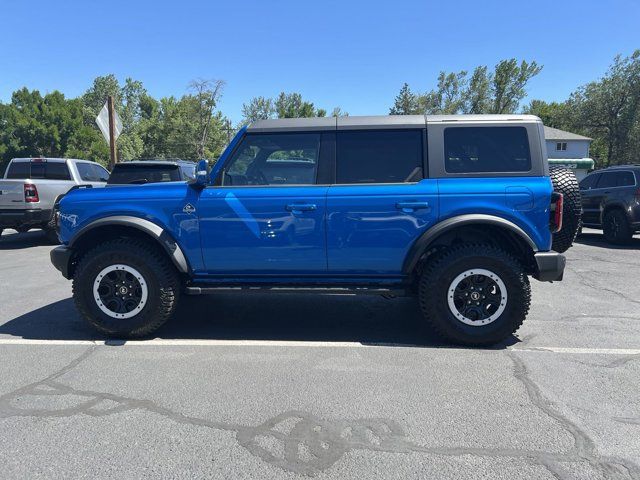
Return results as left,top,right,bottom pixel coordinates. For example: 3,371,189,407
50,246,74,279
534,252,566,282
0,208,52,227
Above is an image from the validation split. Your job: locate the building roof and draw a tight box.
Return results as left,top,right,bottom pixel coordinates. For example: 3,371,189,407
248,114,543,132
544,126,592,141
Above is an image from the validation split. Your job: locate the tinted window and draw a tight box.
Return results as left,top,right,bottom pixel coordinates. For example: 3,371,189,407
45,162,71,180
30,162,45,179
579,173,599,190
444,127,531,173
336,130,423,184
180,164,196,180
107,164,181,184
6,161,30,179
77,163,109,182
617,171,636,187
224,133,320,186
596,172,617,188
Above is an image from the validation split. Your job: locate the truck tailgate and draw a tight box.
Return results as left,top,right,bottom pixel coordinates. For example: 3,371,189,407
0,180,26,209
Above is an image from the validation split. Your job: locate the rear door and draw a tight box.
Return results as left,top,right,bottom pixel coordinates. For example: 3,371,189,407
326,129,438,275
579,173,601,225
592,172,618,223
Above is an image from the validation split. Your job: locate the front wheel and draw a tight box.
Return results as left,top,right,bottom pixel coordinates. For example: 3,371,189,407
418,244,531,346
72,238,181,337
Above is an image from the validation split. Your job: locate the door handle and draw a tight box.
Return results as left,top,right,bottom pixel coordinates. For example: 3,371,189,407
396,201,430,212
285,203,317,213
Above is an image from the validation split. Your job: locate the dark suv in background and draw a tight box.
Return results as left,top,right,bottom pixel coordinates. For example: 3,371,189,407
107,160,196,185
580,165,640,244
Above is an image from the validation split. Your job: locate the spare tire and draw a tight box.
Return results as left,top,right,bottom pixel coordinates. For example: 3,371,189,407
550,166,582,253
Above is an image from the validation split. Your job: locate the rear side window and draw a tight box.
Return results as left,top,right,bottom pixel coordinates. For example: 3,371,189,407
77,163,109,182
45,162,71,180
107,164,181,184
579,173,599,190
444,127,531,173
336,130,423,184
596,172,617,188
6,162,30,179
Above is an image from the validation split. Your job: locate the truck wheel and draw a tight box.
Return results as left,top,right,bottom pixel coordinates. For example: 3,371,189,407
549,166,582,253
418,244,530,346
44,227,60,244
72,238,181,338
603,209,633,245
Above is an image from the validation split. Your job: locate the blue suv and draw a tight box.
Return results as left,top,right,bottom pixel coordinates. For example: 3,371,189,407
50,115,579,346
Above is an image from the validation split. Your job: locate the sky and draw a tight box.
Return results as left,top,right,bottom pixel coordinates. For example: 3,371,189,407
1,0,639,123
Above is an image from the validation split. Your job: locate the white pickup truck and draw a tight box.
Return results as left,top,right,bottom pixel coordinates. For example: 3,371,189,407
0,158,109,242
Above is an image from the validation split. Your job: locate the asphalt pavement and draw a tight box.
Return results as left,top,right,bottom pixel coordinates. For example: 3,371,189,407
0,228,639,479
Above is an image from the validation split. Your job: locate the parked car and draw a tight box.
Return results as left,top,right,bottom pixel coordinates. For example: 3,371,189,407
107,160,196,185
579,165,640,244
50,115,581,346
0,158,109,242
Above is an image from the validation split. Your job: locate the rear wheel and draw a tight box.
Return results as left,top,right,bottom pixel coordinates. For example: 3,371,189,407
73,238,181,337
549,166,582,253
418,244,530,346
603,209,633,245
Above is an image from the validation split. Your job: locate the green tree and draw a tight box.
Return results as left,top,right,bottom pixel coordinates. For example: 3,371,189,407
241,96,275,123
389,83,420,115
523,100,568,129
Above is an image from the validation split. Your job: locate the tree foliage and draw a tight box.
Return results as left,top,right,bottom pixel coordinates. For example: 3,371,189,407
241,92,345,124
390,59,542,115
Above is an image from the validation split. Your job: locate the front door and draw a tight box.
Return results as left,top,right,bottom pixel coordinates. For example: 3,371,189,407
198,132,328,274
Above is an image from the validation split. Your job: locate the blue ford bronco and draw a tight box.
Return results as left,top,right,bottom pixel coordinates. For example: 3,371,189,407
50,115,581,346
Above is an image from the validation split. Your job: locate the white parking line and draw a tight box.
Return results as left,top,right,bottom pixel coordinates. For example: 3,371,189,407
0,338,639,354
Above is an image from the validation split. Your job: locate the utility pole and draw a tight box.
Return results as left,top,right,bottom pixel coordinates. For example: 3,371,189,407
107,96,118,169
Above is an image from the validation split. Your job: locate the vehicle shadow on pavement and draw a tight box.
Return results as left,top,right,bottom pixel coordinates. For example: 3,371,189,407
0,294,519,349
575,231,640,249
0,230,53,249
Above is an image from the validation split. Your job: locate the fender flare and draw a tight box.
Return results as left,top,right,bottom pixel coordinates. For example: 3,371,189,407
402,214,538,275
69,215,189,273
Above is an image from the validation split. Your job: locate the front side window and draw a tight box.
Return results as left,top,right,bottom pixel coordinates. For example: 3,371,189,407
336,130,423,184
444,127,531,174
617,171,636,187
77,163,110,182
223,133,320,186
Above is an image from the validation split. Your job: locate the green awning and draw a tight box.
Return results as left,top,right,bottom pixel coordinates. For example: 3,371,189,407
548,158,595,169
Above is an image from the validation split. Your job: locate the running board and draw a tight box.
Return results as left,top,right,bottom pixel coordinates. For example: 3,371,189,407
185,285,408,297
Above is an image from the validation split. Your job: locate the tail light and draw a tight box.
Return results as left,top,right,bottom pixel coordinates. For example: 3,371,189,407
24,183,39,203
550,192,563,233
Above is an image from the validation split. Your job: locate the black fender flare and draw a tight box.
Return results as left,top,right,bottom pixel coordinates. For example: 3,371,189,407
69,215,189,273
402,214,538,275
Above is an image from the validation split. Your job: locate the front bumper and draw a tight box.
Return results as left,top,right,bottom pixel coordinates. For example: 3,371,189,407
0,208,52,228
534,252,566,282
50,246,74,279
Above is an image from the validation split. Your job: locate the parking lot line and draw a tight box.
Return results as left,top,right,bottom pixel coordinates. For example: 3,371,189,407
0,337,639,354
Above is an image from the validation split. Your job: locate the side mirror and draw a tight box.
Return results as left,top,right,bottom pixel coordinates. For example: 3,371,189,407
192,159,209,188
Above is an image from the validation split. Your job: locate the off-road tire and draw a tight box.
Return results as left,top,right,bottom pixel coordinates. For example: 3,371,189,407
549,166,582,253
603,209,633,245
72,238,181,337
418,244,531,346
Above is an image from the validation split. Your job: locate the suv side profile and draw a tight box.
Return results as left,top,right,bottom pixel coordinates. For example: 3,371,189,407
50,115,578,346
579,165,640,244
